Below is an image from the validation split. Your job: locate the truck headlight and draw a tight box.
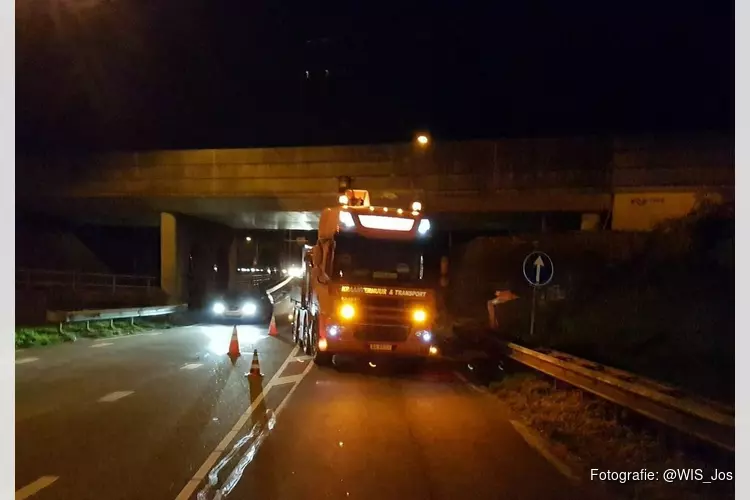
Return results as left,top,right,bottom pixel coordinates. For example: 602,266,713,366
412,308,427,323
212,302,226,315
339,304,356,320
416,330,432,343
241,302,257,315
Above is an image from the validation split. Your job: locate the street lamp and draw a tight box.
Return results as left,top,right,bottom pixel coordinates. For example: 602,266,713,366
416,134,429,146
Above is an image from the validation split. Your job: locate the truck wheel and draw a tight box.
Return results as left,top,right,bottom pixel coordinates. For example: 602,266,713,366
292,310,300,345
303,317,314,356
310,315,332,366
313,351,333,366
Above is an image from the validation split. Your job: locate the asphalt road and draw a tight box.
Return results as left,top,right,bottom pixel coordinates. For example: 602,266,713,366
16,298,590,500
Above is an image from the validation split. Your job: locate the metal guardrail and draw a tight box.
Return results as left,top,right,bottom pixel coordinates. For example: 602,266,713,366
47,304,187,336
505,342,734,451
17,269,158,293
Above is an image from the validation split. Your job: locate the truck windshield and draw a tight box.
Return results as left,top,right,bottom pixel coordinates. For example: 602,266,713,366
332,233,429,286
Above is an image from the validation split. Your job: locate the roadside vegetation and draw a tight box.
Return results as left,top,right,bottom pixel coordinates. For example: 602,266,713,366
15,318,175,349
492,372,734,500
449,202,735,403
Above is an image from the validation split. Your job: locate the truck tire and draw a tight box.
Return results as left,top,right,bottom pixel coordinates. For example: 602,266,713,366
292,310,300,345
310,315,333,366
313,351,333,366
303,315,314,356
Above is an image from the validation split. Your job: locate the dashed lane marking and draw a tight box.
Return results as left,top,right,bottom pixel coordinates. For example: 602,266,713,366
97,391,134,403
90,342,114,348
15,475,59,500
174,345,311,500
101,331,164,341
181,363,203,370
15,357,39,365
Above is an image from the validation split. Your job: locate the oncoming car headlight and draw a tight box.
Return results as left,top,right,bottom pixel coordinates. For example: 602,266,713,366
241,302,257,315
212,302,226,315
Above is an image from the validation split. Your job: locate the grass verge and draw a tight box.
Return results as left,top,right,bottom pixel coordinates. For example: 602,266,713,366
491,373,734,500
15,318,175,349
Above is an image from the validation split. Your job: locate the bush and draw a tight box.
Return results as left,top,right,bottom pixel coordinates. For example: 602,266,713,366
450,203,734,402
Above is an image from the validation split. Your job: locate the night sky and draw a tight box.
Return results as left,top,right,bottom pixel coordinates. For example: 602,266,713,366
17,0,733,153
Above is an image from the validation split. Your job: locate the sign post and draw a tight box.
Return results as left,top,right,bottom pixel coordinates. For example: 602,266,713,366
522,251,554,337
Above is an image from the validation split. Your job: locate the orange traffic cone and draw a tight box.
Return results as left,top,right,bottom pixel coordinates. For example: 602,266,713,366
246,349,264,403
227,325,241,362
268,315,278,337
247,349,263,378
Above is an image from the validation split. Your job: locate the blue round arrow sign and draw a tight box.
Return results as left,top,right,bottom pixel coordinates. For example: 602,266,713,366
522,251,554,287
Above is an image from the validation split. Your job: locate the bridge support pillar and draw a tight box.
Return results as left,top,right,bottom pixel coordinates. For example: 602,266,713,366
160,212,189,304
161,212,235,306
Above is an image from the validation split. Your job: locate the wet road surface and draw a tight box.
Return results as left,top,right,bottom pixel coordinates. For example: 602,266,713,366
17,298,590,500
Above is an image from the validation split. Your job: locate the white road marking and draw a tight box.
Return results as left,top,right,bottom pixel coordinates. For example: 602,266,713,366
15,475,59,499
453,371,578,481
510,420,579,482
90,342,114,348
181,363,203,370
294,355,312,362
15,357,39,365
175,346,310,500
272,374,304,386
101,330,164,341
453,371,489,394
97,391,134,403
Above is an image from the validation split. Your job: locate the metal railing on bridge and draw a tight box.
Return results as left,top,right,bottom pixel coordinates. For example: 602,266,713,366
16,269,158,294
235,272,277,289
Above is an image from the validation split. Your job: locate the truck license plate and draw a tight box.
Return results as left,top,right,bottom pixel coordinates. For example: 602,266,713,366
369,344,393,351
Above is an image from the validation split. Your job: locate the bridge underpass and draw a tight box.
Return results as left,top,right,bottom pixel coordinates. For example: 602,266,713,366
17,135,733,306
18,135,733,232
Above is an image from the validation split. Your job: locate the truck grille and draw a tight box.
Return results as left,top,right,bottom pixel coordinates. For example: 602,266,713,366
354,324,410,342
356,295,422,326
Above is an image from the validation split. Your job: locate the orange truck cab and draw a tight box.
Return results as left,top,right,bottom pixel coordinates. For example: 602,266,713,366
291,189,439,366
